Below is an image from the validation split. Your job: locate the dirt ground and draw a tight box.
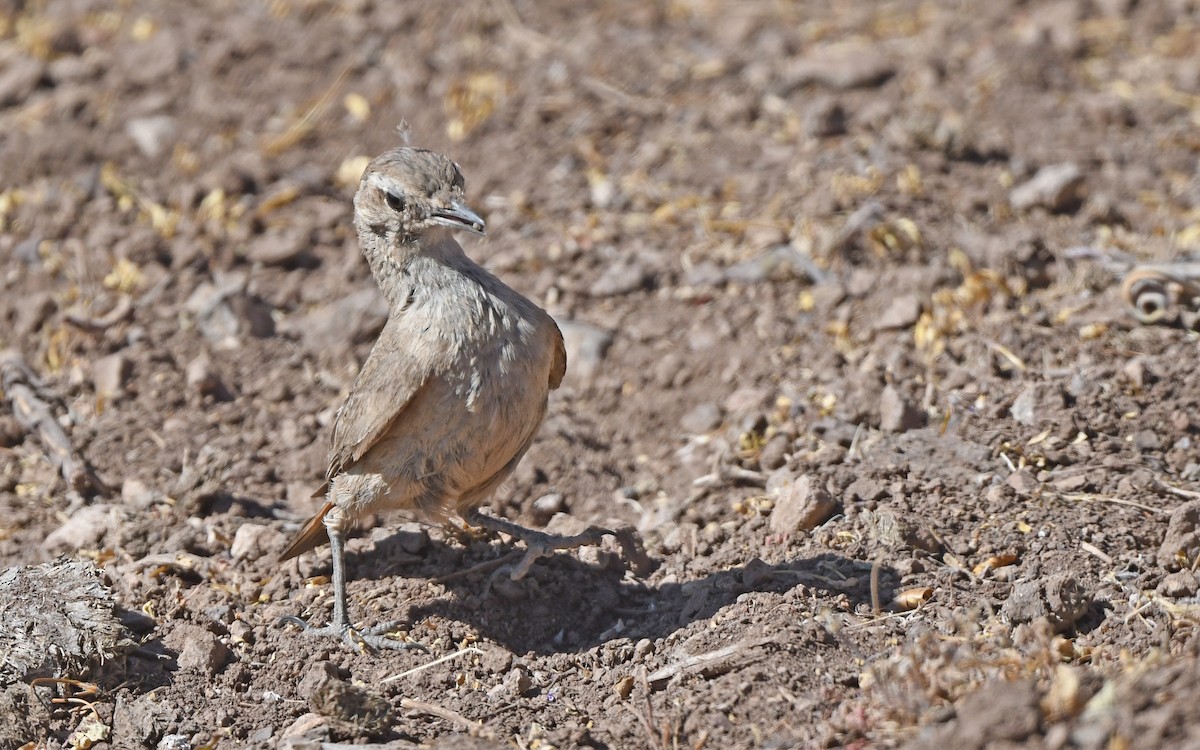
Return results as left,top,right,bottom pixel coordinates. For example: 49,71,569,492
4,0,1200,748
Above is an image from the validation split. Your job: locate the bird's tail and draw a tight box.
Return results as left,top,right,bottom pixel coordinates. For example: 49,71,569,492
279,500,334,561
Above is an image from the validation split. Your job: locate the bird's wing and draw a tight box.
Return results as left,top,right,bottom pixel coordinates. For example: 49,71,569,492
326,318,438,482
548,318,567,390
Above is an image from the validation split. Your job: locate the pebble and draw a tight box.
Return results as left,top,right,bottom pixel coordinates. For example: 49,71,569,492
757,433,791,470
286,287,388,355
230,522,283,561
1157,570,1199,598
1006,470,1039,495
165,624,229,674
531,493,566,523
245,227,311,267
768,474,837,534
0,56,45,107
0,415,23,448
157,736,191,750
1010,163,1085,212
878,385,924,432
125,115,177,159
724,246,824,284
1131,429,1161,452
121,478,160,509
92,352,130,398
390,522,430,555
185,274,275,344
680,402,722,434
186,353,232,401
589,258,651,297
279,712,328,740
1050,473,1089,492
781,44,895,92
806,96,847,138
554,318,613,383
873,294,922,331
44,504,118,551
503,668,532,696
14,291,57,336
1157,501,1200,571
1010,384,1064,426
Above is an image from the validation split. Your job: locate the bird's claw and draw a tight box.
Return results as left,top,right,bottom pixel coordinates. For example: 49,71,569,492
278,615,428,653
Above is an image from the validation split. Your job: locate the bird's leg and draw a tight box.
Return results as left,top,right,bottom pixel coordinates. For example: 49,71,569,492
467,508,652,581
281,504,425,653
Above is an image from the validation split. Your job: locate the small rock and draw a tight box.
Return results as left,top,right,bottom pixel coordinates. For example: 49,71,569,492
480,647,513,674
0,56,45,107
186,353,233,401
280,712,328,741
121,478,160,509
768,474,838,534
1132,429,1161,452
1006,470,1039,495
229,621,253,645
724,246,825,285
1158,501,1200,571
782,44,895,91
614,675,635,700
879,385,924,432
125,115,177,159
1010,163,1085,213
13,291,56,336
502,668,532,696
92,353,130,398
873,294,921,331
683,260,725,287
165,624,229,674
1050,473,1089,492
845,477,888,504
925,679,1041,746
157,735,191,750
244,228,311,267
389,522,429,555
1001,574,1091,633
806,96,847,138
680,402,722,434
1120,358,1153,389
184,273,275,344
1157,570,1199,598
286,287,387,354
0,415,25,448
554,318,613,383
531,493,566,523
589,259,651,297
1010,383,1064,426
758,433,791,470
44,504,118,551
230,522,282,561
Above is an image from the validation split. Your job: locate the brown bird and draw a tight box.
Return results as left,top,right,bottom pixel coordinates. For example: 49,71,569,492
279,146,619,650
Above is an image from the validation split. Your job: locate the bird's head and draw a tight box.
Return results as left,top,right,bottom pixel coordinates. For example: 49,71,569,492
353,147,485,251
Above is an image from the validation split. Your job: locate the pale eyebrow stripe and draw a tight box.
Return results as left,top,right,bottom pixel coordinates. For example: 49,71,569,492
366,172,402,194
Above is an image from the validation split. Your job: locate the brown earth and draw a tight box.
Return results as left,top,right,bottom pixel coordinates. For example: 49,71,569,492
3,0,1200,748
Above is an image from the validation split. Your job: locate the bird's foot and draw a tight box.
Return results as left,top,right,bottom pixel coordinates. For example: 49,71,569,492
279,615,428,653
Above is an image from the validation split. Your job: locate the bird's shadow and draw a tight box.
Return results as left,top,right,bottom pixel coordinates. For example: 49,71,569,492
342,530,898,655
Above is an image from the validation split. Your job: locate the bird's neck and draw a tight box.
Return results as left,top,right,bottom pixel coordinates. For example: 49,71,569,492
359,229,470,311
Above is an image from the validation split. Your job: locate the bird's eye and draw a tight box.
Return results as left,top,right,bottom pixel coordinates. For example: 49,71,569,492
384,190,405,212
451,169,465,190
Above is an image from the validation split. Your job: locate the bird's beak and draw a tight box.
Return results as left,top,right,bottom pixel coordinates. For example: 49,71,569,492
430,200,486,235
